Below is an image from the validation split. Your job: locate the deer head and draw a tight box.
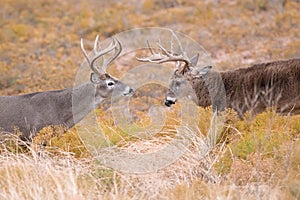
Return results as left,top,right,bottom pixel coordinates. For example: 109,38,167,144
137,31,211,106
81,35,134,99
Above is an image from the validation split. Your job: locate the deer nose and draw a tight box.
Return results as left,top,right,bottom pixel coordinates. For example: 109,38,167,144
129,88,134,95
164,99,175,107
124,87,134,96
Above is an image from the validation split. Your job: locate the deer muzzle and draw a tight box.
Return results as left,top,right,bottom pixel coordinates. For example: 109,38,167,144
164,97,176,107
124,87,135,96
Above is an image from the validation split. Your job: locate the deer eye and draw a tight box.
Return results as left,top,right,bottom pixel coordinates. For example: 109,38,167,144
107,81,115,86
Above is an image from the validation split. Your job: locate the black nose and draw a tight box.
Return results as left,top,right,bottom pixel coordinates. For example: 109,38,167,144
129,88,134,94
164,99,175,107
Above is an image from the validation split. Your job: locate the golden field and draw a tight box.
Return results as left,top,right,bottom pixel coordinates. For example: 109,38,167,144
0,0,300,199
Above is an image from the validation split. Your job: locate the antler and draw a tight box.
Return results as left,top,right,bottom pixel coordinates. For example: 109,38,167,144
81,35,122,74
137,31,192,74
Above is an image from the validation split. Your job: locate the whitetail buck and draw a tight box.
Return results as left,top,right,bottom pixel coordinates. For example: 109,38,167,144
0,36,134,140
138,32,300,117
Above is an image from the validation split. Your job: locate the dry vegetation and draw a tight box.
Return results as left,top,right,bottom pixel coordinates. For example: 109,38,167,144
1,0,300,199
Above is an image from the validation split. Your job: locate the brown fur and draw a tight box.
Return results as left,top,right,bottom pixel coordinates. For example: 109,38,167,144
185,58,300,116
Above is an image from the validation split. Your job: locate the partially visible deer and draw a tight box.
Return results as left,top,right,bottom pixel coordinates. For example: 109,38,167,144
138,32,300,117
0,36,134,140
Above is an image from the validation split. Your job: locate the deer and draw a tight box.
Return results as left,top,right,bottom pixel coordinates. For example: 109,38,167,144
137,32,300,117
0,35,134,141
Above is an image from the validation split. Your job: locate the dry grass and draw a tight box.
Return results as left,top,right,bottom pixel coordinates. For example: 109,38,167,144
1,109,299,199
0,124,222,199
0,140,93,199
1,0,300,199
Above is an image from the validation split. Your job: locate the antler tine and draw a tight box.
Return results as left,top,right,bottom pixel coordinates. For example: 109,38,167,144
136,40,159,62
158,38,162,54
170,31,191,73
171,30,184,54
93,35,105,74
102,38,122,72
137,52,189,66
171,34,175,54
80,38,91,66
137,40,190,65
93,35,100,55
90,37,117,74
81,36,118,75
137,31,193,74
157,41,173,57
147,40,155,55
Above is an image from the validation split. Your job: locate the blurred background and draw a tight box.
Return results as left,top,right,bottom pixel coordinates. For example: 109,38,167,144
0,0,299,96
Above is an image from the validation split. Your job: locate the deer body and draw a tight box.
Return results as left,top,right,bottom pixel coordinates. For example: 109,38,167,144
0,88,74,139
186,58,300,116
0,36,134,140
138,31,300,116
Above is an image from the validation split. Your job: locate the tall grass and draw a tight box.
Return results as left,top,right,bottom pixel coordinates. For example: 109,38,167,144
1,109,299,199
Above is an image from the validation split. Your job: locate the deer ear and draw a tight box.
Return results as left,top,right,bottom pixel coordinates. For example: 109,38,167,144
90,73,101,84
190,53,199,67
191,66,212,77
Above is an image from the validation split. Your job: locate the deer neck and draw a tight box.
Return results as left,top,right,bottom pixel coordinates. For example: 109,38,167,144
186,71,227,109
71,82,104,125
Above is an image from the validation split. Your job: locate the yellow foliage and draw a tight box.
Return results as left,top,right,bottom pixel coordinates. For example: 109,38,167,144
11,24,30,39
1,0,300,198
215,110,300,183
33,126,88,158
142,0,155,13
